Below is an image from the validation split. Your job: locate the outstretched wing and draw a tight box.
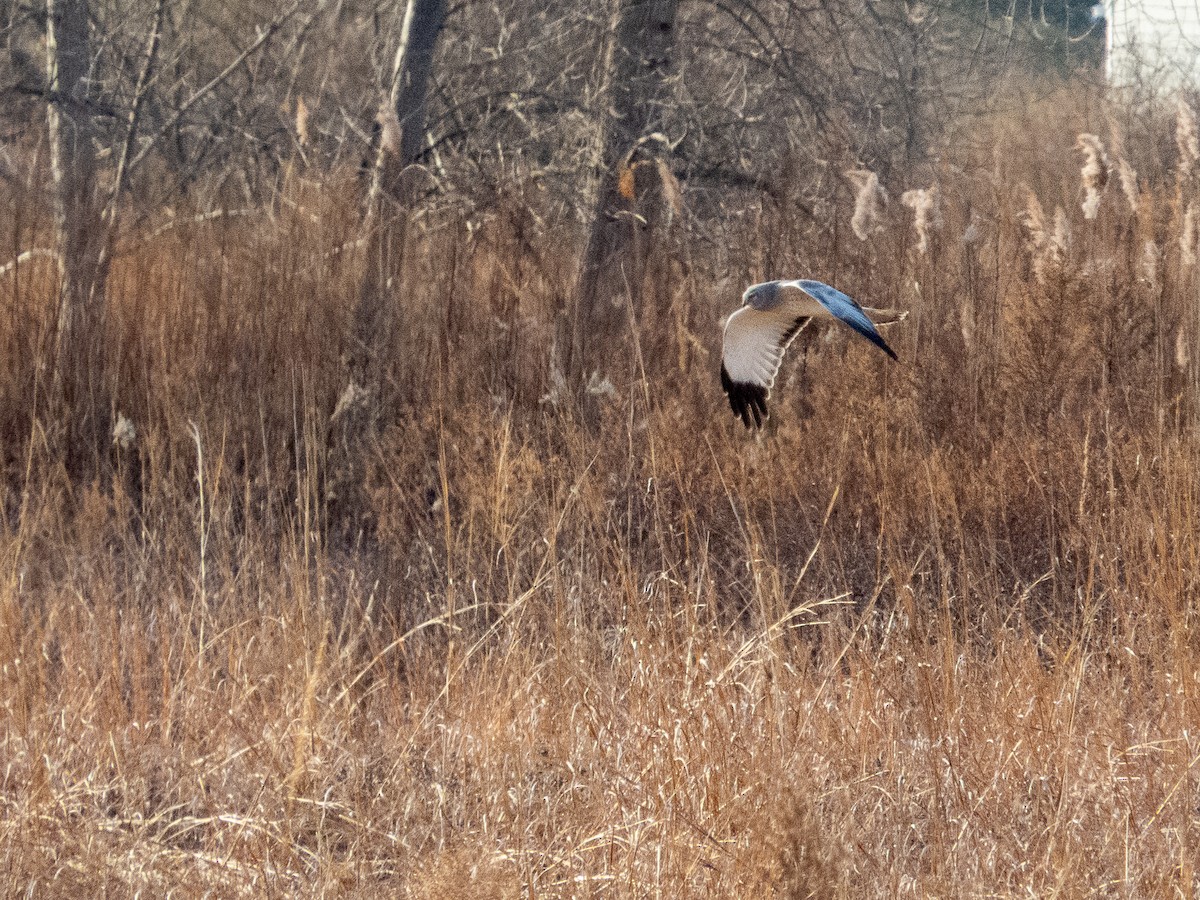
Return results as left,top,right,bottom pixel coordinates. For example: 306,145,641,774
720,305,810,429
793,279,898,360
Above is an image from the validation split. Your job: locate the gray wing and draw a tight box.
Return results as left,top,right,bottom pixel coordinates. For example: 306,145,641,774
793,280,897,360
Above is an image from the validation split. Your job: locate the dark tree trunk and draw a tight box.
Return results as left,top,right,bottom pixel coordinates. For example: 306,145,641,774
47,0,109,476
350,0,446,385
330,0,446,531
566,0,679,378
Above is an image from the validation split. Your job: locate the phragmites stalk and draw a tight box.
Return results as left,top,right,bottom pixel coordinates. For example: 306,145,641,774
1142,240,1160,289
1108,118,1139,214
1178,98,1200,184
1021,189,1069,283
1107,114,1127,159
112,412,136,449
1051,207,1070,259
1183,203,1198,268
295,96,310,147
1117,157,1140,214
1022,188,1048,249
846,169,885,241
1076,134,1109,220
960,298,976,352
900,184,941,254
377,100,403,157
1176,326,1191,370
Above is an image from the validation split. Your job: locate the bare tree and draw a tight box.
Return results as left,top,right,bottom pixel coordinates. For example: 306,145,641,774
40,0,305,475
327,0,447,395
351,0,447,381
566,0,679,378
46,0,107,471
367,0,447,205
330,0,446,524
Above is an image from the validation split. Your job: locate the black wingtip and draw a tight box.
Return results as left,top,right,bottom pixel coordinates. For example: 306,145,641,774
858,325,898,361
720,364,768,429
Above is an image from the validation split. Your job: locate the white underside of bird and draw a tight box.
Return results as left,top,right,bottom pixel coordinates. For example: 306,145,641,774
720,279,904,429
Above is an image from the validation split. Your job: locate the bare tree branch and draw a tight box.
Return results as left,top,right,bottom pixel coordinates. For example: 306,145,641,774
127,0,311,174
107,0,164,216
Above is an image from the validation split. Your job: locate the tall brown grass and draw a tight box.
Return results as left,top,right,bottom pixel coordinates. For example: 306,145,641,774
1,88,1199,896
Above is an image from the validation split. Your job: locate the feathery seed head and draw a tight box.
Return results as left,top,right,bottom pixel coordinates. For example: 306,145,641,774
962,210,984,245
1117,157,1139,214
1021,189,1048,250
1183,203,1198,268
846,169,885,242
1142,240,1160,288
295,96,310,147
1076,134,1109,220
1021,191,1069,283
586,371,617,399
112,413,136,449
1050,206,1070,258
901,184,941,254
377,101,403,157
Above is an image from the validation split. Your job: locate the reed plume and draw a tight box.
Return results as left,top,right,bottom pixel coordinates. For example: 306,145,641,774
901,184,941,254
1021,189,1069,283
377,99,403,156
1076,134,1108,220
1142,240,1160,288
1182,202,1197,268
1117,157,1139,214
847,169,885,241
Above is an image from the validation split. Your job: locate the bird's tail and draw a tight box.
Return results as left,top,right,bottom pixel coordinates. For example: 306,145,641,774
862,307,908,325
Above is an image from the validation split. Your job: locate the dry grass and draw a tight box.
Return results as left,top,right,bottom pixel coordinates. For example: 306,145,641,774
2,90,1200,897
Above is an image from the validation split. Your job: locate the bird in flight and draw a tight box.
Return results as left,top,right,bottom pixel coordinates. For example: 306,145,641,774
720,279,906,429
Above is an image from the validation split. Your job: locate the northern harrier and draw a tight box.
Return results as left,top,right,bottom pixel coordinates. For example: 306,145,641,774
720,279,905,429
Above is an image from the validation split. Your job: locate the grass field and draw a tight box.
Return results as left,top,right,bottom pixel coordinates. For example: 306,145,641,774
2,90,1199,896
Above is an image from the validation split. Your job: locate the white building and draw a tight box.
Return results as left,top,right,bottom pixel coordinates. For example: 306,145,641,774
1107,0,1200,86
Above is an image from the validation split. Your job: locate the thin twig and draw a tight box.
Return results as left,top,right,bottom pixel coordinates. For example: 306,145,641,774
127,0,312,175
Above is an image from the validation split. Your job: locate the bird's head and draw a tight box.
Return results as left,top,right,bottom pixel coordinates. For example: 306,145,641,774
742,281,780,311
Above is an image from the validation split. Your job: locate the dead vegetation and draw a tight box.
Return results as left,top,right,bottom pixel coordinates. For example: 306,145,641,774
1,80,1200,896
